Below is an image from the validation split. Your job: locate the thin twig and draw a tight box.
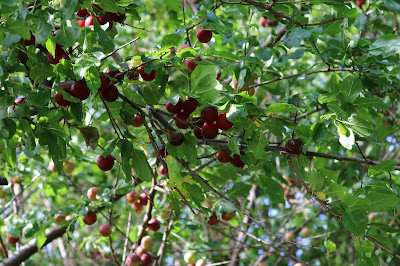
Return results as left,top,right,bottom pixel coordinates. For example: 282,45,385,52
100,37,140,61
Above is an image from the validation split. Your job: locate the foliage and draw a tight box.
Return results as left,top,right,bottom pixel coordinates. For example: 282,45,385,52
0,0,400,265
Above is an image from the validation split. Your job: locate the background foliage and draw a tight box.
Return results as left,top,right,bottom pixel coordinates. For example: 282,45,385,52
1,0,400,265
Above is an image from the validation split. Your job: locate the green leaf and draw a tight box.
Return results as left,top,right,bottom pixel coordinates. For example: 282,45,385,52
367,234,393,251
93,18,115,51
370,222,400,233
36,227,47,249
264,119,284,139
143,82,164,105
369,34,400,58
228,137,240,155
324,240,337,253
131,149,153,181
161,33,181,48
85,66,101,92
54,19,81,48
46,37,56,57
166,156,182,187
283,27,322,48
353,97,391,109
342,210,366,236
183,183,204,207
121,139,133,181
102,138,118,157
226,104,246,123
248,129,268,159
191,65,221,104
228,182,251,197
366,191,400,212
259,176,284,204
384,0,400,12
265,103,298,114
4,20,30,39
340,76,362,101
368,160,396,178
343,116,374,137
181,134,198,165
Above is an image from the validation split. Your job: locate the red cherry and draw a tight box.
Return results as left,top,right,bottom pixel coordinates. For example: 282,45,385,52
159,145,168,158
136,245,148,256
126,191,138,203
216,113,233,131
168,131,184,146
99,72,110,92
231,154,245,168
97,154,115,171
139,64,156,81
101,85,119,102
175,112,189,129
46,48,63,65
356,0,365,7
185,57,202,71
194,120,205,139
54,92,70,107
77,19,85,28
140,253,153,266
82,210,97,225
106,69,122,82
196,28,213,43
87,187,100,201
126,253,141,266
183,97,199,115
160,165,166,176
85,16,94,27
99,223,112,236
261,17,268,27
133,114,142,127
207,212,220,226
216,149,231,163
201,107,218,123
77,8,88,17
147,218,161,232
70,80,90,100
201,123,218,139
139,193,148,205
14,96,25,104
217,72,222,80
23,31,35,46
166,98,184,114
222,211,235,221
177,44,190,52
7,234,19,245
284,139,302,156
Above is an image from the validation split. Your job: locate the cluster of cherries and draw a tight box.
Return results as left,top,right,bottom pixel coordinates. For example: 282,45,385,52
166,98,233,140
125,191,161,266
76,4,125,28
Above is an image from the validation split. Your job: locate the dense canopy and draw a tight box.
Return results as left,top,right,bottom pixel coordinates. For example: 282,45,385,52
1,0,400,265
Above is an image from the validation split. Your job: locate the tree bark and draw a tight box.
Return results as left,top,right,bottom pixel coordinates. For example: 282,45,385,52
2,226,67,266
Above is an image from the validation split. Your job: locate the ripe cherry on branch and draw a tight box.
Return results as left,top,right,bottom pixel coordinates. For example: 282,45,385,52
183,97,199,115
207,212,220,226
125,253,140,266
97,154,115,171
82,210,97,225
100,84,119,102
147,218,161,231
99,223,112,236
201,122,218,139
166,98,184,114
7,234,20,245
87,187,100,201
231,152,245,168
71,80,91,101
185,57,202,71
126,191,139,203
201,107,218,123
168,131,184,146
216,113,233,131
139,64,156,81
216,149,231,163
196,28,213,43
175,112,189,129
284,139,303,156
